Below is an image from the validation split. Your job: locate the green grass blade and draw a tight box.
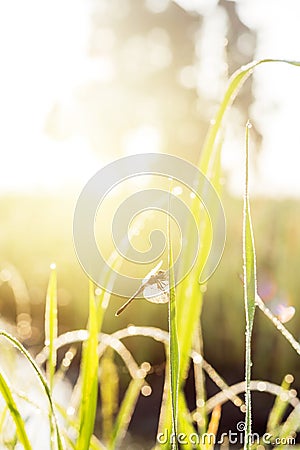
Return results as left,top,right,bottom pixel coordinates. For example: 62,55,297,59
0,330,64,449
277,407,300,446
108,377,144,449
45,263,57,393
0,405,8,434
99,348,119,442
177,391,201,450
175,137,224,391
157,356,201,450
193,325,207,436
267,375,294,434
172,61,300,433
243,122,257,450
168,195,179,450
200,59,300,174
0,371,32,450
56,403,107,450
76,280,99,450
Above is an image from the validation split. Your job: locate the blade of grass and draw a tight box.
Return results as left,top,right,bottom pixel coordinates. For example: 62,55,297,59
193,140,223,438
99,348,119,443
45,263,57,393
177,59,300,382
267,375,294,433
243,122,257,450
200,59,300,174
108,376,144,449
55,403,107,450
158,59,300,442
277,406,300,446
0,330,64,449
193,325,207,436
0,404,8,434
76,280,99,450
168,190,179,450
205,404,221,450
0,371,32,450
177,390,201,450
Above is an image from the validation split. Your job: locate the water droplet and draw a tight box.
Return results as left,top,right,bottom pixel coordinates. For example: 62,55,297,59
196,399,205,408
137,368,147,379
141,361,151,372
285,374,294,383
67,407,75,416
172,186,183,196
193,354,203,364
141,385,152,396
0,269,11,282
257,381,266,392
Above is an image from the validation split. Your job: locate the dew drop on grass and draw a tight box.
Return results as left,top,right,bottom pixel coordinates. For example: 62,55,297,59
196,399,205,408
137,368,147,378
171,186,183,196
0,269,12,282
192,412,202,422
95,287,102,296
67,407,75,416
141,385,152,396
257,381,267,392
240,404,246,413
285,374,294,383
141,361,151,372
289,389,297,398
279,392,289,402
127,325,137,335
193,354,203,364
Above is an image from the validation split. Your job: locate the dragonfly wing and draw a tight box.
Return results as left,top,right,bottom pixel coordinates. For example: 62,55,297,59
142,260,163,284
143,283,169,304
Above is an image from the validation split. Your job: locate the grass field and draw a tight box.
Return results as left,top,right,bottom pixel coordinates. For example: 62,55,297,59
0,60,300,449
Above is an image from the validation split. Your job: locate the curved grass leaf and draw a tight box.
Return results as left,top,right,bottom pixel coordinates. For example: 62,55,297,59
0,330,64,449
168,195,179,450
45,264,57,393
0,371,32,450
99,348,119,442
108,376,144,449
176,59,300,396
267,375,294,433
76,280,99,450
200,59,300,174
243,123,257,450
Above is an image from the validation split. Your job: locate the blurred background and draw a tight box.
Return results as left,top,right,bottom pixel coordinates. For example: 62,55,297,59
1,0,300,444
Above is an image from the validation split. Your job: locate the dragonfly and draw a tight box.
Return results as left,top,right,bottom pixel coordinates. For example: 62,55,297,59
115,261,169,316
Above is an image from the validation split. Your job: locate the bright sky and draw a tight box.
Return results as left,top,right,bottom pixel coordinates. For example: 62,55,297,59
0,0,100,194
0,0,300,196
225,0,300,197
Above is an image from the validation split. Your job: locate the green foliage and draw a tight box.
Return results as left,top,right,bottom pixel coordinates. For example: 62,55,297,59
0,371,32,450
168,206,179,449
0,59,300,449
45,264,58,393
243,123,257,449
76,281,99,450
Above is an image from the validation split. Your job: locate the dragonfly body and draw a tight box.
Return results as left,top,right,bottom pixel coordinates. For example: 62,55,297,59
115,267,169,316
